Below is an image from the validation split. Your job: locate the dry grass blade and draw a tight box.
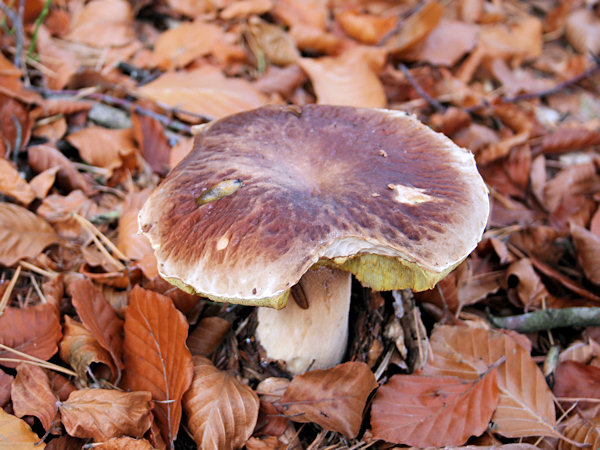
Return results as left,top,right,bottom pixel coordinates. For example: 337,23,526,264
0,343,77,377
0,408,45,449
183,355,259,450
72,213,127,270
11,363,58,432
0,265,21,315
122,286,193,447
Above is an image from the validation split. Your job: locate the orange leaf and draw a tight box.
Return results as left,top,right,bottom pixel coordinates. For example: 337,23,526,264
66,126,137,174
59,389,153,442
122,286,193,445
384,1,444,53
131,115,170,175
168,137,193,169
560,410,600,450
424,326,558,438
138,66,269,120
11,363,58,432
187,317,230,356
280,361,377,438
66,0,135,48
371,370,499,446
0,203,59,266
0,368,12,408
0,409,44,449
335,9,397,45
59,316,117,383
69,279,124,377
92,436,154,449
117,190,154,261
570,223,600,285
564,8,600,55
553,360,600,408
0,159,35,205
0,303,62,368
298,47,387,108
29,167,59,200
183,355,259,450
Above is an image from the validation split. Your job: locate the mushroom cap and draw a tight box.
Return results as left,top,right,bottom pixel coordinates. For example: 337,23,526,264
139,105,489,308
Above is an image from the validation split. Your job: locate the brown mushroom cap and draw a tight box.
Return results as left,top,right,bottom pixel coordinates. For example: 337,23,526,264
138,105,489,308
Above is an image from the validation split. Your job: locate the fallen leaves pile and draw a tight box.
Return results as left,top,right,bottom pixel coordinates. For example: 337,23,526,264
0,0,600,448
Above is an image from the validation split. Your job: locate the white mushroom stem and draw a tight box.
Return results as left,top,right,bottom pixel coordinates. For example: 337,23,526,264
256,266,352,375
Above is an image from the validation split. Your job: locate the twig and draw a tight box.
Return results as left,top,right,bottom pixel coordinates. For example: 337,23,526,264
488,307,600,333
0,1,24,70
19,260,57,278
398,63,446,113
0,265,21,315
0,343,77,377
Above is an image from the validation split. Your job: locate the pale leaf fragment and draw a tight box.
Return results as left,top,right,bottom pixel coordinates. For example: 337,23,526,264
183,355,259,450
0,409,45,449
66,0,135,48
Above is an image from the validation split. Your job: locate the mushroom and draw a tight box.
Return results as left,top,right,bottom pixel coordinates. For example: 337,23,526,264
138,105,489,374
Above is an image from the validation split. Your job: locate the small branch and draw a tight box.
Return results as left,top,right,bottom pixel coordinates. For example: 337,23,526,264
488,307,600,333
0,1,24,70
398,63,446,113
0,265,21,315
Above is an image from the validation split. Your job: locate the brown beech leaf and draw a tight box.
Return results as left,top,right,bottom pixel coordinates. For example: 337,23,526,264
384,1,444,53
169,137,194,169
48,371,77,402
559,410,600,450
541,126,600,154
424,325,558,438
92,436,154,449
139,66,269,120
298,47,387,108
29,167,59,200
66,0,135,48
335,9,397,45
543,162,600,213
27,144,95,195
117,190,153,261
280,361,378,438
371,370,499,447
570,223,600,284
183,355,259,450
559,339,600,367
187,316,231,356
123,286,193,445
11,363,58,432
59,316,117,383
132,115,170,175
59,389,152,442
0,368,12,407
553,361,600,408
564,8,600,55
0,409,44,448
69,278,124,377
506,258,549,309
0,303,61,368
0,159,35,205
66,126,137,174
0,202,60,266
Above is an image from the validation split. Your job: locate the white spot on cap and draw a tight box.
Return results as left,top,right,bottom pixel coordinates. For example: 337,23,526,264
388,183,438,205
216,236,229,250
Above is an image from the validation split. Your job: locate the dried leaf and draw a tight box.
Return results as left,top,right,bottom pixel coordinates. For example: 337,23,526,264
247,18,299,67
131,115,170,175
139,66,269,120
424,326,558,438
0,409,44,449
220,0,272,19
559,410,600,450
272,0,328,30
123,286,193,445
479,16,543,63
541,126,600,154
0,203,59,266
183,355,259,449
506,258,549,309
384,1,444,53
66,0,135,48
169,137,194,169
0,303,61,368
543,162,600,213
11,363,58,432
92,437,154,449
570,223,600,284
69,279,124,377
59,316,117,382
187,316,231,356
280,361,378,438
0,368,12,408
66,127,137,174
565,8,600,55
59,389,152,441
553,360,600,408
28,144,95,195
335,9,397,45
371,370,499,446
35,26,80,90
29,167,59,200
298,47,387,108
48,371,77,402
117,190,155,265
0,159,35,205
559,339,600,367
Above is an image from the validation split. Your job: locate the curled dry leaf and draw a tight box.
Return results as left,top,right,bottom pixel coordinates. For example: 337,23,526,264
564,8,600,55
91,436,154,449
59,389,153,442
183,355,259,450
541,126,600,154
0,368,12,408
247,18,299,67
59,316,117,383
66,0,135,48
48,371,77,403
0,159,35,205
559,339,600,367
543,162,600,213
139,66,269,120
0,408,44,449
384,1,444,53
570,223,600,284
506,258,549,309
298,47,387,108
559,410,600,450
187,316,231,356
280,361,378,438
28,144,95,195
424,325,558,438
0,202,59,266
371,370,499,447
66,126,137,174
69,279,124,376
131,115,170,175
123,286,193,445
0,303,61,368
11,363,58,432
335,9,397,45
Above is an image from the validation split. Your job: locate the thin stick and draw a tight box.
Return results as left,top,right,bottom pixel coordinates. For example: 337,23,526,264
398,63,446,113
29,273,47,304
73,213,128,262
19,260,57,278
0,265,21,315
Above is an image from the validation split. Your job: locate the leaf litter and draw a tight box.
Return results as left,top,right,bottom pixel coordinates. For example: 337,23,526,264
0,0,600,448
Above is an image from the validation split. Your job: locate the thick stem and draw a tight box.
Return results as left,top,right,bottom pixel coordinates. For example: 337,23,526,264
488,307,600,333
256,266,352,375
